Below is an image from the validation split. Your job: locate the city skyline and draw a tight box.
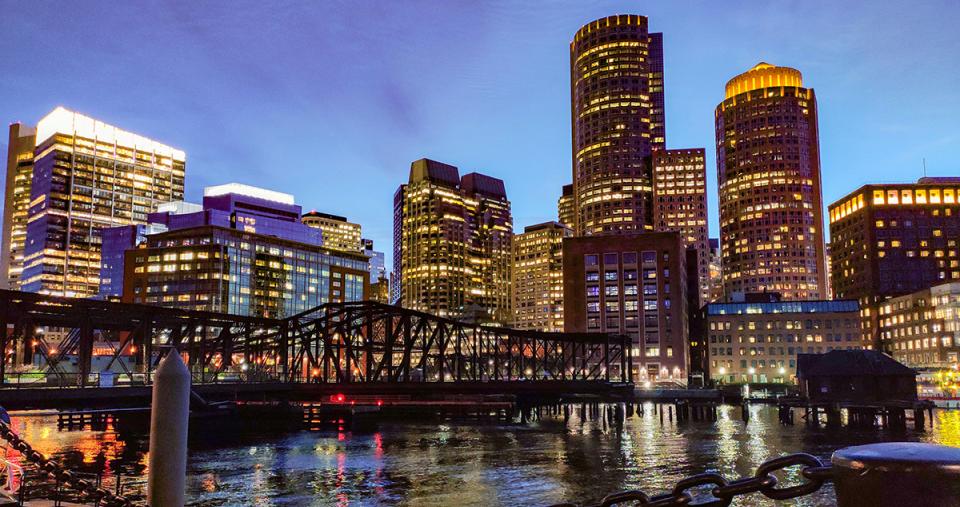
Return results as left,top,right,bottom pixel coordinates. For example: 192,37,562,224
2,2,959,271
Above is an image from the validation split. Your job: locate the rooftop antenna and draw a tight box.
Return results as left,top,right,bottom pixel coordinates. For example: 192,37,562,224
923,157,927,178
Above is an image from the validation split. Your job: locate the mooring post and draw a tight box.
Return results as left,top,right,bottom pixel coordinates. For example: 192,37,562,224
833,443,960,506
148,350,191,507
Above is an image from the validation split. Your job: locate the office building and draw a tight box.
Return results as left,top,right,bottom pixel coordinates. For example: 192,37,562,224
830,178,960,349
716,63,827,301
512,221,571,332
394,158,512,323
558,184,575,230
563,232,689,382
362,238,386,281
1,123,36,289
706,299,861,384
17,107,185,297
707,238,723,304
120,185,367,318
571,14,665,236
301,211,362,252
878,281,960,369
652,148,709,306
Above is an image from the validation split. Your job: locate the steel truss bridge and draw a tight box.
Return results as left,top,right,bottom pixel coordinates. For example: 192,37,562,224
0,290,633,407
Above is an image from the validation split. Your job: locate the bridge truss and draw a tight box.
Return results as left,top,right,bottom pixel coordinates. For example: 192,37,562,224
0,290,632,388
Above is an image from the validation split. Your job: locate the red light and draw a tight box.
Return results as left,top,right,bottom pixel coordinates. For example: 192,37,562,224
332,393,345,403
376,400,383,407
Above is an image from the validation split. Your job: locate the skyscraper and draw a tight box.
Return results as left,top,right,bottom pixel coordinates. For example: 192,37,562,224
716,63,826,301
19,107,186,297
301,211,362,252
394,158,513,323
652,148,709,306
1,123,36,289
512,221,570,332
829,178,960,349
557,183,575,230
571,14,665,236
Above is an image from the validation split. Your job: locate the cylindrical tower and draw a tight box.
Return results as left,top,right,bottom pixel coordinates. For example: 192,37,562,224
570,14,665,236
715,62,827,301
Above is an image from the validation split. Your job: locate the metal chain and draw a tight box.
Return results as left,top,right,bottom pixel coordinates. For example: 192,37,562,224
552,453,833,507
0,420,135,507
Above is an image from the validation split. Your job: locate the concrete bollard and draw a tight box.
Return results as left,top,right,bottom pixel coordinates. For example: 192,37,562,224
148,350,191,506
832,442,960,506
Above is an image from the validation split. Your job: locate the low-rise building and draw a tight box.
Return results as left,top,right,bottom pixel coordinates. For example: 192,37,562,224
879,281,960,369
706,299,861,384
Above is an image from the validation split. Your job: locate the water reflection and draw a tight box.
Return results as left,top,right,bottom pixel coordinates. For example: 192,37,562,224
4,406,959,506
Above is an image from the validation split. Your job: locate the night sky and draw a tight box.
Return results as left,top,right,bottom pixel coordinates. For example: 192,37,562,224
2,1,958,267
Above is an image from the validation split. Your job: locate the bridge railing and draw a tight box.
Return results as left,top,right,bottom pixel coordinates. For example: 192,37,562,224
0,291,633,389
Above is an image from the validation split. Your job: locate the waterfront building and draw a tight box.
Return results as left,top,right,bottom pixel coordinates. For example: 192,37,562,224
120,184,367,318
17,107,186,297
707,238,723,304
1,123,36,289
706,299,861,385
652,148,709,306
878,281,960,369
715,63,827,301
829,178,960,349
563,232,689,382
394,158,513,323
301,211,362,252
558,184,575,230
571,14,665,236
512,221,571,332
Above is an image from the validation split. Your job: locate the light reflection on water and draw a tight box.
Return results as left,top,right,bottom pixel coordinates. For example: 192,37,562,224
4,404,960,506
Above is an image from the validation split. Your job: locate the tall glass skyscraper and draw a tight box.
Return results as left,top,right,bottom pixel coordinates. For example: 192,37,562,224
715,63,827,301
570,14,665,236
18,107,186,297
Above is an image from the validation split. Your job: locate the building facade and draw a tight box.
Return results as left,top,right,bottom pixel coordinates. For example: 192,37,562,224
120,186,367,318
394,158,512,323
512,222,570,332
558,183,575,230
19,107,186,297
879,282,960,370
707,299,861,384
829,178,960,349
362,238,386,281
301,211,362,252
707,238,723,304
1,123,36,289
570,14,665,236
563,232,688,383
652,148,709,306
715,63,827,301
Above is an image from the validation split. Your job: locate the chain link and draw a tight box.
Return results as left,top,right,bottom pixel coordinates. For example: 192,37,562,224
0,420,135,506
552,453,832,507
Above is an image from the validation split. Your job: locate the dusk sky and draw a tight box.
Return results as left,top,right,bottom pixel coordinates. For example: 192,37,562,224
2,1,958,267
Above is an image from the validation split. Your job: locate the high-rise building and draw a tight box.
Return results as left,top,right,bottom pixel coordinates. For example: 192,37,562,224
706,299,861,384
563,232,689,382
558,184,575,230
512,221,571,332
707,238,723,304
652,148,709,306
394,158,512,323
1,123,36,289
17,107,185,297
715,63,827,301
829,178,960,349
301,211,362,252
362,238,386,281
571,14,665,236
878,281,960,370
119,185,367,318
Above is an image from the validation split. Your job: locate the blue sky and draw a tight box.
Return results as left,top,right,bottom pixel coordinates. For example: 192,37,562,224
2,1,958,269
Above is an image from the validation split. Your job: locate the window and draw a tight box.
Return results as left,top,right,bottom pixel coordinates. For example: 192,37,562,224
605,270,618,281
603,253,618,265
624,300,638,312
585,254,598,267
586,286,600,297
605,285,619,297
587,302,600,313
586,272,600,282
642,251,656,264
624,284,638,296
623,252,638,264
605,301,619,313
624,269,638,280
